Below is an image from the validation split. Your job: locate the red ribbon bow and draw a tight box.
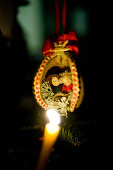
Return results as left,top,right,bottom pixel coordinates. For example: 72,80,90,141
62,83,73,93
42,31,79,57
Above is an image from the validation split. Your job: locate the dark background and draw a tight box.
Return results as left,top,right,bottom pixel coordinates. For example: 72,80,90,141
0,0,112,169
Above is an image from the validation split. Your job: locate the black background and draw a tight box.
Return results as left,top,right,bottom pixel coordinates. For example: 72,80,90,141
0,0,112,169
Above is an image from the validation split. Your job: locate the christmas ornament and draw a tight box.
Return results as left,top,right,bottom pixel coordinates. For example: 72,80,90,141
33,0,84,117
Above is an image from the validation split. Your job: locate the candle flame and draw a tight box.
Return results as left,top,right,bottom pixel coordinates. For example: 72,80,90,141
46,109,60,125
37,110,60,170
46,123,60,134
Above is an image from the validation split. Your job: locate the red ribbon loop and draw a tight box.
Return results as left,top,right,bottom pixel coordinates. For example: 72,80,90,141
42,31,79,57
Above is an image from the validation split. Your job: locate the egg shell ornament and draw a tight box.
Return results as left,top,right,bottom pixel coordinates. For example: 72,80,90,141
33,31,81,116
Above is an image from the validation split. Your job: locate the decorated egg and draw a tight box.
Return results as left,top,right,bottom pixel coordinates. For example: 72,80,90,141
33,31,84,117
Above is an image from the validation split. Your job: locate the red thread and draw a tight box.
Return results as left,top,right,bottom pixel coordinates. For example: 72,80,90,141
62,0,66,32
55,0,60,34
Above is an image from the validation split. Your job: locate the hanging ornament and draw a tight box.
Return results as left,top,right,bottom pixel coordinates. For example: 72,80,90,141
33,0,84,117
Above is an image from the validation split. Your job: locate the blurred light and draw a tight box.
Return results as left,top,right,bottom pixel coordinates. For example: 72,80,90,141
17,0,45,59
46,109,60,125
72,7,89,37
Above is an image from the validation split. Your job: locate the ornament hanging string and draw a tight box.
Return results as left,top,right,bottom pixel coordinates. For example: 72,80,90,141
55,0,67,34
62,0,66,32
42,0,79,57
55,0,60,34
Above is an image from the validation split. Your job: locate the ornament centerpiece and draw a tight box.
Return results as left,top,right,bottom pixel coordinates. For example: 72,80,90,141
33,31,81,117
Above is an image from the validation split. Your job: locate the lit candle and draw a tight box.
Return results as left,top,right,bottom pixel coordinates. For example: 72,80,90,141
36,109,61,170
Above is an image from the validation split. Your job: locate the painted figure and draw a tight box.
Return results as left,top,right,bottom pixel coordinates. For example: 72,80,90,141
46,74,62,94
59,70,73,93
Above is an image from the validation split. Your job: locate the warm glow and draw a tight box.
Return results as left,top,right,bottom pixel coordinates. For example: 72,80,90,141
46,123,60,134
46,109,60,125
36,109,60,170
